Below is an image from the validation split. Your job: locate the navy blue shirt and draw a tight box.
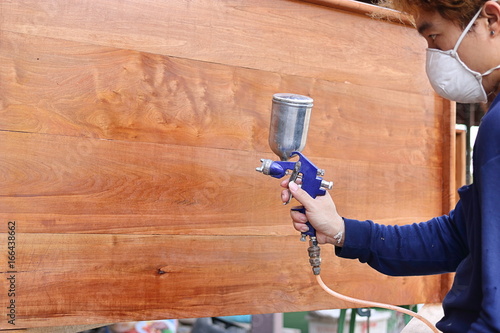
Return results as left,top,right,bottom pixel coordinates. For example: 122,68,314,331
336,95,500,332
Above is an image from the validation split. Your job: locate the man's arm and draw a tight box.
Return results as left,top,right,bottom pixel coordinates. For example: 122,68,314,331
336,207,468,276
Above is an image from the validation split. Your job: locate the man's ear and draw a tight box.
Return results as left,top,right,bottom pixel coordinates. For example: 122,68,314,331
483,1,500,35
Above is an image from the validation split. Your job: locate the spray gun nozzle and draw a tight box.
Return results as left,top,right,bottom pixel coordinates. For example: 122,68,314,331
255,159,273,175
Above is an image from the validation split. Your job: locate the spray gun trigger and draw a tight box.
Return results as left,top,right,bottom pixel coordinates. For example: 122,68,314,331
283,161,302,205
284,175,305,205
284,190,293,205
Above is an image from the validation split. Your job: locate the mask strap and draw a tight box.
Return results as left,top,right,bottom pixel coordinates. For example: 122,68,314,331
483,64,500,76
453,6,483,52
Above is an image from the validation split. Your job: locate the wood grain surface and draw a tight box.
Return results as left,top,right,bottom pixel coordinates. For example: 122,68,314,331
0,0,427,93
0,0,454,329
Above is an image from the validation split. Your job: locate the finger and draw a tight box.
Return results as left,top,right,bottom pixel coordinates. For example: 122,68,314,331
282,177,303,188
281,189,291,203
288,181,314,207
290,207,308,223
293,221,310,233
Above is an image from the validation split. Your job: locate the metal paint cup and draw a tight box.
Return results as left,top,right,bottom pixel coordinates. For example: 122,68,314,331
268,93,313,161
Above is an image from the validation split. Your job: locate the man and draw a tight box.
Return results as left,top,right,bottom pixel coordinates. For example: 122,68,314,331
282,1,500,331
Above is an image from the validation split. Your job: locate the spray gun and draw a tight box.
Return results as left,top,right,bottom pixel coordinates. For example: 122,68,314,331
254,95,440,333
256,93,333,275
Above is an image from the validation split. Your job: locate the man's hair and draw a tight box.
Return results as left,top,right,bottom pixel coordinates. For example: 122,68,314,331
378,0,487,27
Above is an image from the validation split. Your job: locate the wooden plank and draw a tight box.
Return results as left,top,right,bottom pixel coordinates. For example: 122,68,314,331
302,0,412,25
439,99,457,214
0,324,109,333
0,30,443,169
0,0,429,93
0,131,442,236
455,128,467,195
0,233,443,329
402,304,444,333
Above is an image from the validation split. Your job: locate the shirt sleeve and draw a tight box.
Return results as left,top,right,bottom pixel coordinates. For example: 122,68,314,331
470,155,500,331
335,207,469,277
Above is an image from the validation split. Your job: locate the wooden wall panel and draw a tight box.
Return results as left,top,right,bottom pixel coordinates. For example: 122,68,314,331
0,0,429,93
1,233,444,328
0,30,441,168
0,131,442,235
0,0,454,329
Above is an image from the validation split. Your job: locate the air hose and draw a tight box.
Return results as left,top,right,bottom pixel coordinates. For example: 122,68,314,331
315,274,440,333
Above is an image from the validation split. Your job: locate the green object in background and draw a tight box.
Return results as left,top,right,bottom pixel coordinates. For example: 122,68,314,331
402,305,419,325
337,309,347,333
284,312,309,333
284,307,407,333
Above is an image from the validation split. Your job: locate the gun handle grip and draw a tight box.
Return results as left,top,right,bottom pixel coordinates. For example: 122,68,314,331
291,207,316,238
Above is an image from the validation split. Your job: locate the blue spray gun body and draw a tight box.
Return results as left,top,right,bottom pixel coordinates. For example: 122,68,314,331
256,94,333,275
256,151,333,239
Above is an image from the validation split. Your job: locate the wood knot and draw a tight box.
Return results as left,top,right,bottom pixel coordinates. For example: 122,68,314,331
157,267,168,275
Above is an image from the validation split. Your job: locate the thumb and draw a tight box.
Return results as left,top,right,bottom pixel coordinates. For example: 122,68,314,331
288,181,314,207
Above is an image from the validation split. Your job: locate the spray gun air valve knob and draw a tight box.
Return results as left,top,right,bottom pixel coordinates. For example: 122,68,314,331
321,180,334,190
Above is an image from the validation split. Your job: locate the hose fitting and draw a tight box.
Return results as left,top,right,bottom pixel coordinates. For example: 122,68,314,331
308,238,321,275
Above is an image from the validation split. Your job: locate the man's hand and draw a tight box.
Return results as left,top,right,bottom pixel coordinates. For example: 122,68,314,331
281,179,345,246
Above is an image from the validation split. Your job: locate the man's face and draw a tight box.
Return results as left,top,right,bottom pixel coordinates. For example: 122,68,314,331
415,10,464,50
415,9,494,85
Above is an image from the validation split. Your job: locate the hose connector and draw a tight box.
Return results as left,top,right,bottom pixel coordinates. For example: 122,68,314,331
308,238,321,275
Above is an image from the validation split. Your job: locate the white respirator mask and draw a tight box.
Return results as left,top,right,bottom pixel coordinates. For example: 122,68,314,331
426,6,500,103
